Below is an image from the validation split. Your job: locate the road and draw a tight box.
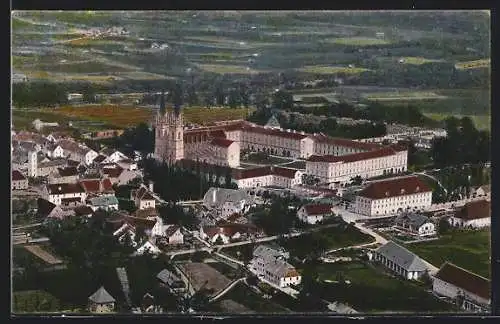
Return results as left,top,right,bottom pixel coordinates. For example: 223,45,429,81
415,172,448,194
208,277,246,303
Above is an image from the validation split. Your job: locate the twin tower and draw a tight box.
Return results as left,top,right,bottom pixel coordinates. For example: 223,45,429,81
153,91,184,165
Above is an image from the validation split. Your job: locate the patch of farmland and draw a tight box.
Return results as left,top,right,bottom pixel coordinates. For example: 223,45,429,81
195,63,269,74
363,91,448,101
324,37,392,46
297,65,370,75
454,58,490,70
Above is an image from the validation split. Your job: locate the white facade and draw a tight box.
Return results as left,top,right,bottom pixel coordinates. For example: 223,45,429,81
251,255,301,288
432,277,489,309
306,149,407,186
296,206,331,224
372,252,424,280
448,216,490,229
356,191,432,217
43,188,87,206
27,151,38,178
45,145,65,159
234,174,274,189
103,151,129,164
12,178,29,190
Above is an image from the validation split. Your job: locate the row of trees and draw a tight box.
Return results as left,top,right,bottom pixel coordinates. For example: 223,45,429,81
431,116,490,167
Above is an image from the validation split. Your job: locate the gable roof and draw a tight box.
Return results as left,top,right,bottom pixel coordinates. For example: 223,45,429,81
156,269,181,285
272,167,298,179
395,213,433,228
88,195,119,207
164,225,182,237
46,183,85,195
203,187,250,207
232,166,272,180
102,165,124,178
133,186,156,200
454,199,490,221
253,244,288,260
36,198,57,218
303,204,333,216
434,262,490,301
12,170,26,181
358,176,431,200
79,178,114,193
89,286,115,304
93,155,107,164
375,241,428,272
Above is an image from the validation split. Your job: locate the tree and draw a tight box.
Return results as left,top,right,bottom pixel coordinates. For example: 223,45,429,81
82,84,97,103
272,90,293,110
438,217,451,235
350,176,363,186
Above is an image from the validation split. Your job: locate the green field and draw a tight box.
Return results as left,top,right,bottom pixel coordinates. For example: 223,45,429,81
216,282,290,313
325,37,392,46
406,229,491,278
424,113,491,131
297,65,371,75
315,261,454,312
13,290,61,313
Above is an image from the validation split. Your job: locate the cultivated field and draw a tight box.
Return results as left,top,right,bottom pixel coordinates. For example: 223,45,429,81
324,37,392,46
364,91,448,101
297,66,370,75
178,262,231,296
24,245,63,265
424,113,491,131
195,63,268,74
397,56,444,65
454,58,490,70
406,229,491,278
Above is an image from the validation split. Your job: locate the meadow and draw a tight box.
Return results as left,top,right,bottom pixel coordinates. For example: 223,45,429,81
324,37,392,46
406,229,491,278
195,63,268,74
454,58,490,70
297,66,371,75
424,113,491,131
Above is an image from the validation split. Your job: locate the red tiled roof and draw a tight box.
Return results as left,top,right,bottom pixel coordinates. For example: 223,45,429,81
210,137,234,148
232,166,272,180
454,200,490,220
303,204,333,215
47,183,85,195
312,134,381,151
307,146,397,163
358,176,431,200
79,179,114,193
272,167,298,179
434,262,490,301
242,124,308,140
12,170,26,181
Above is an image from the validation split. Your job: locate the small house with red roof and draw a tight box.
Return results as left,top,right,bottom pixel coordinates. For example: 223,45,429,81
355,176,432,216
79,178,115,197
297,203,333,224
448,199,490,229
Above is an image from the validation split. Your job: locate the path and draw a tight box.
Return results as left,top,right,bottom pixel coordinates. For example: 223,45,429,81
208,277,245,303
415,172,448,194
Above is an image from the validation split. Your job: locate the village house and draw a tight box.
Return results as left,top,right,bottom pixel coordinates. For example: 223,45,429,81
250,245,301,288
87,196,120,212
156,269,186,293
355,176,432,216
48,167,79,184
43,183,87,206
149,217,184,245
79,178,115,197
131,184,157,210
448,199,490,229
369,241,429,280
393,213,436,237
134,240,162,256
35,159,68,178
202,187,252,220
231,166,303,189
100,149,129,164
42,143,65,159
101,164,142,185
472,185,490,199
88,286,116,313
306,145,408,187
57,139,98,166
200,223,262,244
297,203,333,224
12,170,28,190
432,262,490,313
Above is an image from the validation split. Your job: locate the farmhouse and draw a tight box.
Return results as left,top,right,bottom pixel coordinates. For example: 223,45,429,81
297,203,333,224
57,140,98,166
12,170,28,190
250,245,301,288
200,223,262,244
131,185,157,210
48,167,79,184
393,213,436,237
448,200,490,229
43,183,86,206
370,241,429,280
150,217,184,245
432,262,490,313
355,176,432,216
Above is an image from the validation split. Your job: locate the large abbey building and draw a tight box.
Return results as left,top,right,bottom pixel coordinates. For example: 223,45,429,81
153,92,408,188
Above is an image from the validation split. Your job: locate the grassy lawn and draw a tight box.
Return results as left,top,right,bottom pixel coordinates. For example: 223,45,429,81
406,229,491,278
454,58,490,70
297,65,370,75
325,37,392,46
424,113,491,131
219,282,291,313
12,290,61,313
205,262,242,280
315,262,454,313
282,224,375,259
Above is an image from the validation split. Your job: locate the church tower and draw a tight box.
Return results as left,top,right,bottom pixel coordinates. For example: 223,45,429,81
27,150,38,178
154,91,184,165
